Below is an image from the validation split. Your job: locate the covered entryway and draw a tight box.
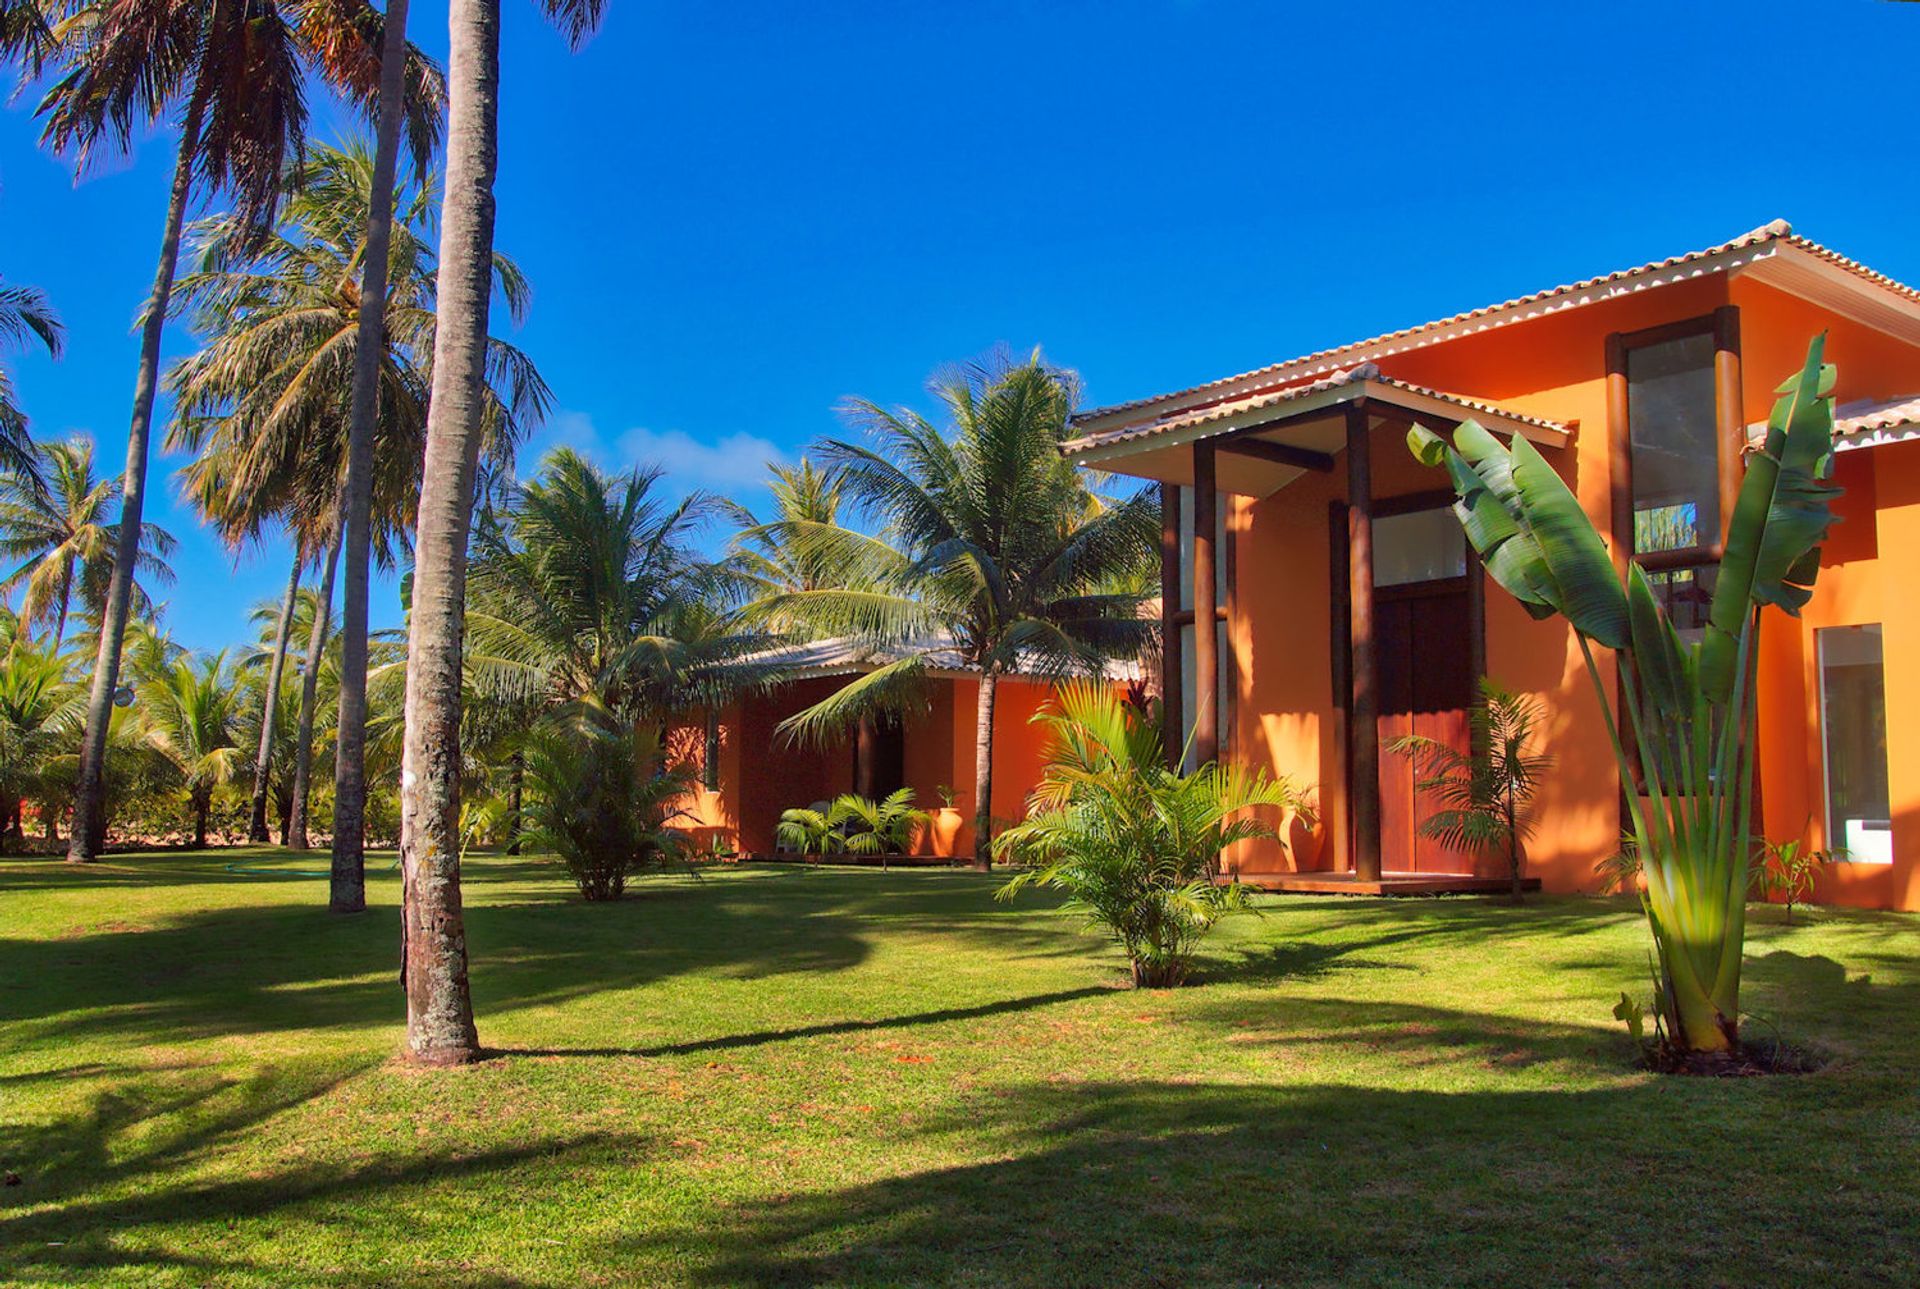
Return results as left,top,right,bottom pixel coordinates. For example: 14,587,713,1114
1065,362,1568,891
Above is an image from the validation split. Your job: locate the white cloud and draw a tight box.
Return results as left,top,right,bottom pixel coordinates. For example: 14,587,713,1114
520,412,791,492
614,425,791,489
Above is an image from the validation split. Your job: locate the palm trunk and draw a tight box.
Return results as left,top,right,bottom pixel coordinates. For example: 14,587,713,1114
192,789,209,850
399,0,497,1066
330,0,412,915
288,528,343,850
67,83,209,864
51,559,72,648
505,752,523,855
249,555,303,842
971,669,998,871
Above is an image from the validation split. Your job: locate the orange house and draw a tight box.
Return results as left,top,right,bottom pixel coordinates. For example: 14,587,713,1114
677,638,1129,859
1067,220,1920,911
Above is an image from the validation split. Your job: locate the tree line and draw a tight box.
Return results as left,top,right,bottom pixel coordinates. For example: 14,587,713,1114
0,0,1156,1064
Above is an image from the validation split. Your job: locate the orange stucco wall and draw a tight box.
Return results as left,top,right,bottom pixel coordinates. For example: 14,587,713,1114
1211,271,1920,909
683,673,1066,859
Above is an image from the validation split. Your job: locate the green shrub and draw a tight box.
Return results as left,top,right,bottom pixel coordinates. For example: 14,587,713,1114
523,705,693,901
995,681,1312,988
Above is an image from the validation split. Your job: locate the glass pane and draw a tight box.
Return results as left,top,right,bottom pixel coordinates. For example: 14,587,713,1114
1645,563,1717,644
1374,507,1466,587
1628,332,1718,555
1177,619,1231,771
1176,486,1228,612
1819,624,1892,863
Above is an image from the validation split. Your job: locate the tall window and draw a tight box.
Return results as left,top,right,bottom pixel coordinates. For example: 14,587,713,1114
1617,317,1731,641
1175,485,1231,770
1818,624,1893,864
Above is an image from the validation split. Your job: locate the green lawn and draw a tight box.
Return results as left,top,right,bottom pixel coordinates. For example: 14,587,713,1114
2,853,1916,1287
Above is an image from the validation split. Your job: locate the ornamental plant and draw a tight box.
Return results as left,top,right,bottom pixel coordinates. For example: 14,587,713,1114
994,680,1311,988
1407,335,1841,1056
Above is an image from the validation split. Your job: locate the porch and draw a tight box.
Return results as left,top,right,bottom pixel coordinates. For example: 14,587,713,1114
1066,363,1577,884
1230,870,1543,897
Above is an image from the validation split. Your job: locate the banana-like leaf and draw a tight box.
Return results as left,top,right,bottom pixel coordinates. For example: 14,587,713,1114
1625,562,1690,721
1408,421,1626,646
1700,334,1842,703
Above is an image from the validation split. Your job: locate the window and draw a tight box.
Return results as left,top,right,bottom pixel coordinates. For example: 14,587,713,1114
1374,506,1466,588
1614,316,1735,654
1175,485,1232,770
1627,330,1720,559
1818,625,1892,864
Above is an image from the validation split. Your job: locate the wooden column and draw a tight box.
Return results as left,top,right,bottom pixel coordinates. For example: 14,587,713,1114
1346,401,1382,880
1159,482,1183,767
1192,442,1219,767
1712,305,1744,545
1605,333,1633,573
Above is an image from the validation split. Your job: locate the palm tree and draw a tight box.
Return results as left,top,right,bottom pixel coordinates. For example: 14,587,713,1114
0,438,177,647
169,139,546,876
752,353,1160,869
38,0,442,864
0,627,82,850
0,274,62,481
466,449,771,724
135,650,242,848
401,0,606,1066
722,458,850,613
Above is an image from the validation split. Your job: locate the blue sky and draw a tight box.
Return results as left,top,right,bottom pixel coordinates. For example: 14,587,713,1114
2,0,1917,652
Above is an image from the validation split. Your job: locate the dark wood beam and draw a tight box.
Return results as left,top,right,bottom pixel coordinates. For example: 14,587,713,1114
1216,436,1336,473
1346,400,1382,882
1192,442,1219,767
1159,482,1182,768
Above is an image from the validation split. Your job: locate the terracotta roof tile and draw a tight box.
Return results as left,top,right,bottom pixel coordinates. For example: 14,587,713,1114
1075,221,1920,429
1062,363,1567,458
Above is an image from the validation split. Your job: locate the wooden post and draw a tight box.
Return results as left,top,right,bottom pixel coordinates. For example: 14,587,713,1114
1346,401,1382,881
1712,305,1744,546
1160,482,1183,767
1192,442,1219,767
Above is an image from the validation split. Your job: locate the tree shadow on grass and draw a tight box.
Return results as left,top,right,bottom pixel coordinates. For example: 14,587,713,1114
0,872,882,1048
648,1056,1919,1287
502,984,1115,1060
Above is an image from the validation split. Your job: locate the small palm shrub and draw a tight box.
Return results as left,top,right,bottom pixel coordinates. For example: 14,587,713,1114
995,681,1312,988
523,705,693,901
1387,678,1550,903
830,788,925,859
1750,837,1839,925
776,806,837,859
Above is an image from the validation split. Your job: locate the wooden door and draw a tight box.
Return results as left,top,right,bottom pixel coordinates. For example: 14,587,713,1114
1376,582,1477,874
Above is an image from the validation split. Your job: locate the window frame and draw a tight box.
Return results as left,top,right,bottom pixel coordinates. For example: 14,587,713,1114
1607,308,1744,796
1816,622,1894,865
1606,308,1744,575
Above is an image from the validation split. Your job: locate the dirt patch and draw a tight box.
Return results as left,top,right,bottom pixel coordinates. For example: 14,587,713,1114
1647,1037,1827,1077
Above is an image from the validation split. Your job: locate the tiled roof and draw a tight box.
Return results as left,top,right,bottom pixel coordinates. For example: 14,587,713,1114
1075,220,1920,430
1833,393,1920,450
1061,363,1568,458
747,633,1144,683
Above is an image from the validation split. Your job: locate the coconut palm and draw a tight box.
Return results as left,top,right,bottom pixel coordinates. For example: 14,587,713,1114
0,275,62,482
401,0,607,1066
0,628,82,849
465,449,771,725
40,0,444,864
755,352,1160,869
1407,335,1841,1056
134,649,242,848
169,139,546,881
0,438,177,646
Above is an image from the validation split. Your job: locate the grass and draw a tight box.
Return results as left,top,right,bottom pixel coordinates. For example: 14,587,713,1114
2,851,1917,1287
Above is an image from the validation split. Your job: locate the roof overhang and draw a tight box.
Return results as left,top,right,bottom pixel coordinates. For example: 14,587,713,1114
1070,221,1920,441
1747,393,1920,456
1064,366,1571,498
